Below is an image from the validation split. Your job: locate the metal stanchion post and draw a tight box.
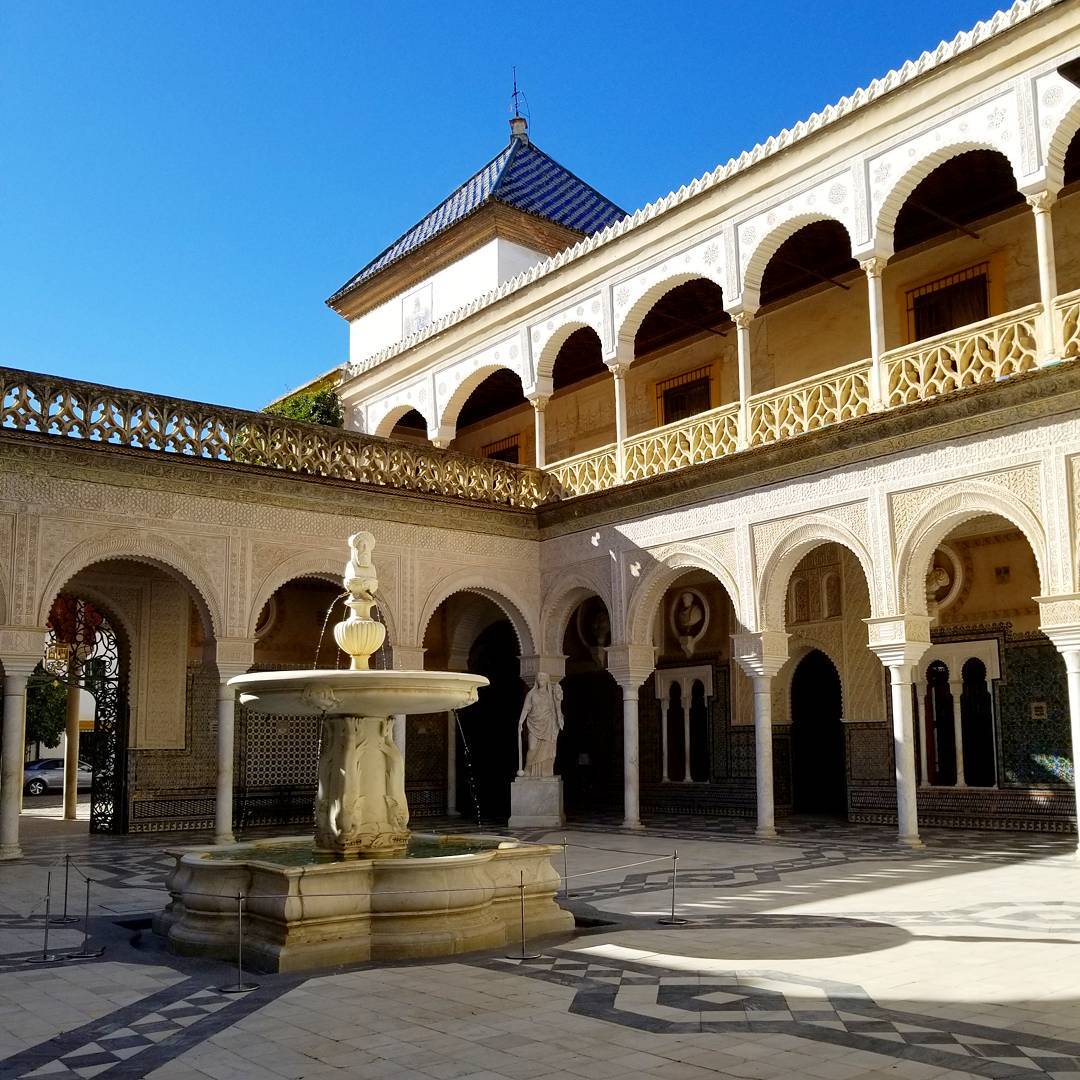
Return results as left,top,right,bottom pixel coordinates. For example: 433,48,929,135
562,835,569,900
54,854,78,924
68,876,105,959
505,870,541,960
657,848,687,926
218,892,259,993
26,872,60,963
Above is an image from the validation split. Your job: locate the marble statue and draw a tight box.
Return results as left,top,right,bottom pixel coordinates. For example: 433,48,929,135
517,672,564,777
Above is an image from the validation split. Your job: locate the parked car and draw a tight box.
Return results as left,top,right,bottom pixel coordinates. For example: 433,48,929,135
22,758,92,796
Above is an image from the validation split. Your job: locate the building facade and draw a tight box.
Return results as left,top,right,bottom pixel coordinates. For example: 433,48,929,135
4,0,1080,858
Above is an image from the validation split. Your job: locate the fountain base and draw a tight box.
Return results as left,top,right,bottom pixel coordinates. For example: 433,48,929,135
154,832,574,973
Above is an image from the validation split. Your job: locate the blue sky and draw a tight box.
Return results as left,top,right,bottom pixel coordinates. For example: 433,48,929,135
4,0,1008,410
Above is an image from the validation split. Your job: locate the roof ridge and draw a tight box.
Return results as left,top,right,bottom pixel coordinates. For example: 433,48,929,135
344,0,1058,379
489,135,525,196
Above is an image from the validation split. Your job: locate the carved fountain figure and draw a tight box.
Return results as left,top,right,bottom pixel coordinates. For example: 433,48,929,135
156,533,573,971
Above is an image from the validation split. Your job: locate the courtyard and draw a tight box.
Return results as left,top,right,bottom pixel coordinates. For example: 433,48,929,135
2,815,1079,1080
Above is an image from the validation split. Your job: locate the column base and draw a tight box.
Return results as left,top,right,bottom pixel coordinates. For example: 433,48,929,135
897,834,924,849
754,825,777,839
622,818,643,830
0,844,23,860
214,832,235,846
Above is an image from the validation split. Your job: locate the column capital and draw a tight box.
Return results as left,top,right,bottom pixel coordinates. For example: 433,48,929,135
732,631,789,678
864,615,931,667
605,360,630,379
860,256,888,278
427,424,455,448
518,654,566,685
526,392,550,412
605,644,656,689
732,310,754,331
1025,189,1057,214
216,639,255,682
0,625,46,675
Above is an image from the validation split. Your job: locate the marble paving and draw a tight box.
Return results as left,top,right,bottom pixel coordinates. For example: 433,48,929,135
2,810,1079,1079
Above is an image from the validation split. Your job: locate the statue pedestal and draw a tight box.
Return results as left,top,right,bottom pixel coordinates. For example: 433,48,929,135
509,776,565,829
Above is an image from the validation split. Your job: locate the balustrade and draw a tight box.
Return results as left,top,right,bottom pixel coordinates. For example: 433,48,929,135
547,443,620,497
0,367,556,509
748,360,872,447
2,295,1075,507
882,305,1040,407
623,403,739,482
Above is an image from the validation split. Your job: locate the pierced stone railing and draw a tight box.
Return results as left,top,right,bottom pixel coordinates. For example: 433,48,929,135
748,360,872,447
1055,287,1080,360
547,443,620,497
883,305,1041,407
0,366,556,509
624,402,739,482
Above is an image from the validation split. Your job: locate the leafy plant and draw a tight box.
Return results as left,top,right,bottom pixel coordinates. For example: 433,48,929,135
263,387,343,427
26,665,68,749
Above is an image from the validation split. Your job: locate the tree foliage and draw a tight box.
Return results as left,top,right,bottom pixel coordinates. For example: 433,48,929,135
26,666,68,749
263,387,343,427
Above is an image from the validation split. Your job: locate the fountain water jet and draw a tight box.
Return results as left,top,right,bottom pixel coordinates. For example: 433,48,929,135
155,534,573,971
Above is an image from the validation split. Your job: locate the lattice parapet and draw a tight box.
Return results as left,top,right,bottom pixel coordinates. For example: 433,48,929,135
624,403,739,482
1055,289,1080,360
748,361,872,447
0,366,556,509
883,306,1040,408
547,444,619,497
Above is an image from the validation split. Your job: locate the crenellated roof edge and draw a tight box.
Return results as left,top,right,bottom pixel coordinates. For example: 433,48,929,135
344,0,1058,381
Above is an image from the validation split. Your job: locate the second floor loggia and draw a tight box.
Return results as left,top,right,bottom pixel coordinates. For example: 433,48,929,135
381,139,1080,496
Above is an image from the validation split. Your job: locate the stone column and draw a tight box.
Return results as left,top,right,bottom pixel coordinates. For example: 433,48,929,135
63,661,81,821
611,366,628,481
215,641,255,847
606,645,655,831
733,632,789,839
682,695,692,783
949,677,967,787
861,257,887,409
1,658,38,861
867,617,931,848
733,311,754,450
621,686,641,827
529,394,549,468
1027,192,1060,363
1036,603,1080,855
660,697,669,781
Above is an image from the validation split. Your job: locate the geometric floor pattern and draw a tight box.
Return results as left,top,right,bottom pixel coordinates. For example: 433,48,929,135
3,810,1080,1079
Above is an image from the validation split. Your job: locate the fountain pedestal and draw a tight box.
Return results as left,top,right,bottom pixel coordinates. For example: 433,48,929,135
315,716,409,855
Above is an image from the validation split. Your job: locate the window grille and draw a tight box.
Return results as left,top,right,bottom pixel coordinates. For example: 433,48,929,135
656,366,712,426
906,262,990,341
481,434,520,464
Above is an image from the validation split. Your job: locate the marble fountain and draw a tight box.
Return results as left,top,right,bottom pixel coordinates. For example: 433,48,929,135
155,533,573,973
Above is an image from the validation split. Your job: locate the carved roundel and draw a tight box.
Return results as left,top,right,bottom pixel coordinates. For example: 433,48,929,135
669,586,709,659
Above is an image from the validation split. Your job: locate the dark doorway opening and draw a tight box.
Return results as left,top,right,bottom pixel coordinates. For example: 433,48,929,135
454,619,524,825
790,650,847,816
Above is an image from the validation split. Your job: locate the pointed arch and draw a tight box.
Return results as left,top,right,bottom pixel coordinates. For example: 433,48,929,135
896,483,1048,616
759,518,878,632
613,271,726,360
540,571,614,656
535,321,603,383
416,567,537,656
626,543,743,646
742,213,854,300
874,142,1023,253
36,531,222,639
1046,93,1080,190
373,402,434,439
438,363,525,433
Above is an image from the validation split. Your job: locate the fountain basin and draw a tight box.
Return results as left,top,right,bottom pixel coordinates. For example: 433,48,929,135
155,832,574,972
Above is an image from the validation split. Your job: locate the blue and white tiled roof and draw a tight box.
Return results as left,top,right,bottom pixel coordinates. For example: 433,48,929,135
327,133,626,306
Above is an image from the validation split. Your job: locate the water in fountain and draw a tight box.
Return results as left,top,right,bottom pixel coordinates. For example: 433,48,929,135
452,708,485,831
313,591,348,669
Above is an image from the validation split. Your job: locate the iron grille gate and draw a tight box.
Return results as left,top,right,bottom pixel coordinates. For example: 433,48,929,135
40,596,129,833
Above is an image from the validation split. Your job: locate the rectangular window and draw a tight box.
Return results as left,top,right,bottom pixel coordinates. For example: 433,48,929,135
481,434,520,464
656,366,712,426
906,262,990,342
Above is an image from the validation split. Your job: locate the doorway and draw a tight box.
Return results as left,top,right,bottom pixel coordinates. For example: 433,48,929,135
790,650,847,816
